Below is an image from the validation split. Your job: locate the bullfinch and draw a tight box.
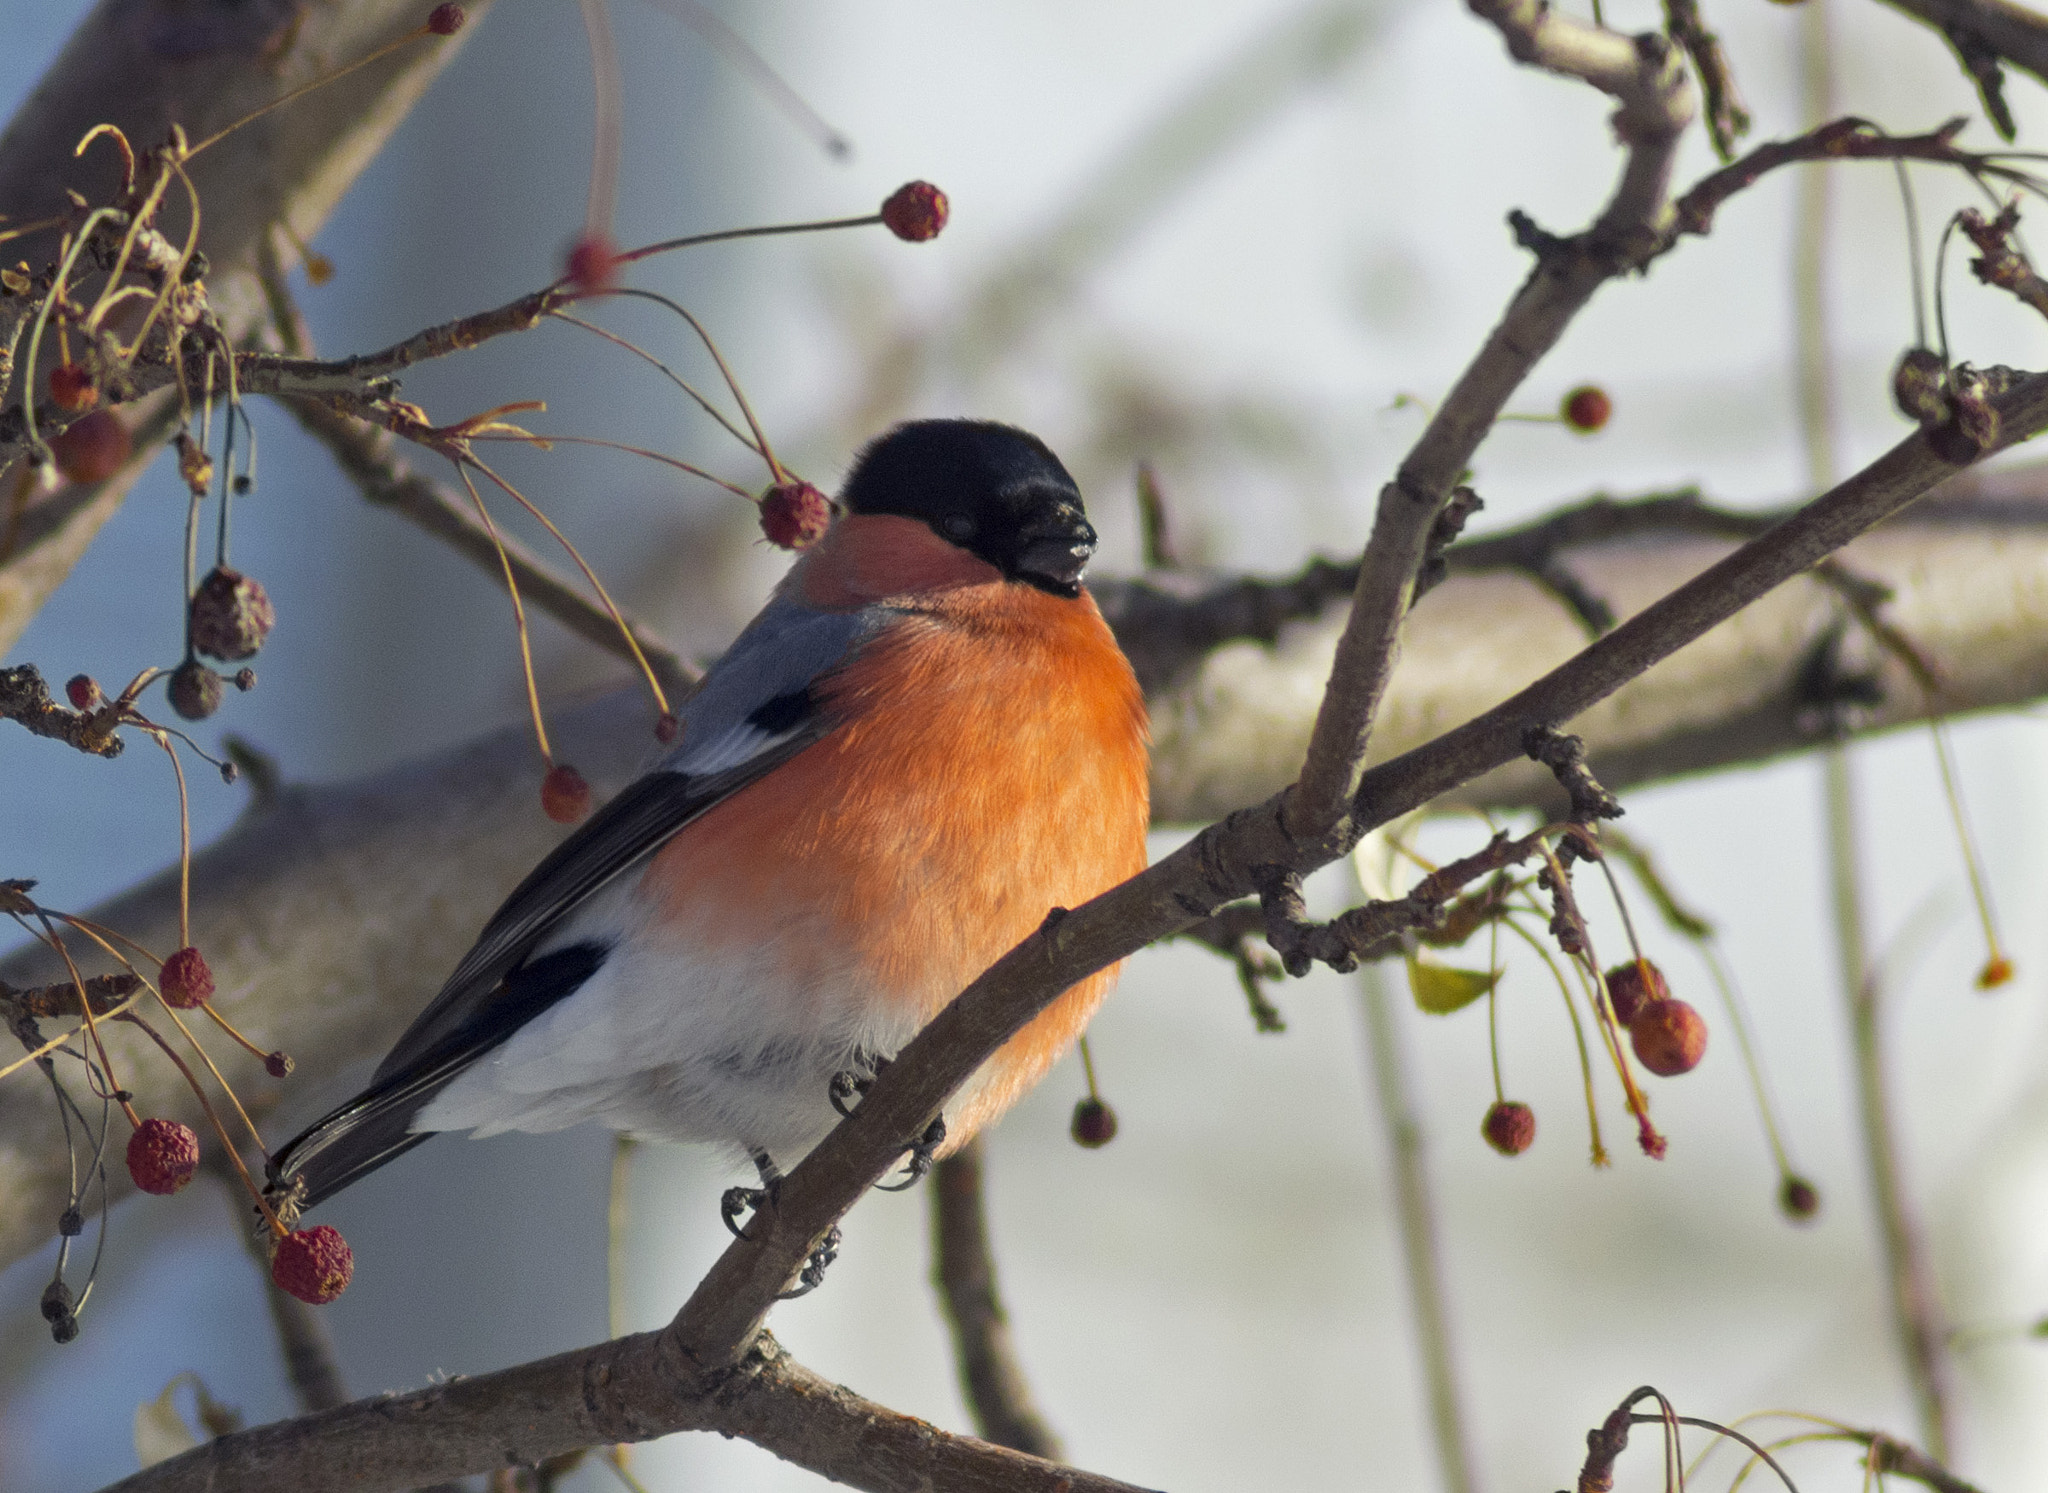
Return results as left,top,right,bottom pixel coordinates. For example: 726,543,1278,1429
267,419,1150,1223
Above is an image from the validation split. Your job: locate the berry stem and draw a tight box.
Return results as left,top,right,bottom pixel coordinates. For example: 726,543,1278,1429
595,289,786,484
616,212,884,266
546,310,764,457
575,0,623,258
27,912,136,1128
1927,719,2010,983
450,460,553,764
1500,912,1608,1167
1077,1035,1103,1104
185,18,459,158
465,454,671,718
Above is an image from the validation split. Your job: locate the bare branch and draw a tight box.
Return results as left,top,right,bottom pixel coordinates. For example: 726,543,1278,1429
0,665,125,757
1877,0,2048,130
1286,0,1693,841
930,1138,1064,1460
99,1330,1155,1493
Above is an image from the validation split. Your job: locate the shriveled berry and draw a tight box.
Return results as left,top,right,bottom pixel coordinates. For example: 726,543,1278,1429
168,660,224,720
426,3,466,34
265,1050,294,1079
541,763,592,824
759,481,832,550
126,1117,200,1195
57,1206,83,1237
175,430,214,497
40,1279,74,1324
1630,997,1708,1076
1070,1096,1118,1147
47,361,97,411
564,232,620,292
65,674,101,711
1977,955,2015,990
232,667,257,691
1481,1099,1536,1156
1603,958,1668,1026
1561,384,1611,433
881,181,949,242
655,712,680,743
271,1224,353,1304
49,410,131,483
159,946,214,1008
189,567,275,661
1779,1174,1820,1221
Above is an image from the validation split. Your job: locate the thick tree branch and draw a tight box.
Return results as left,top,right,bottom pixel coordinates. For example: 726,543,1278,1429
0,0,494,655
101,1330,1155,1493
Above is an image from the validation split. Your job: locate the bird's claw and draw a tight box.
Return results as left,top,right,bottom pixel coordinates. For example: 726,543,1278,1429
721,1181,773,1239
777,1225,842,1300
829,1052,888,1118
876,1114,946,1192
722,1148,785,1239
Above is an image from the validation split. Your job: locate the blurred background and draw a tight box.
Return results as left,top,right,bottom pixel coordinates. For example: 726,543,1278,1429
5,0,2048,1488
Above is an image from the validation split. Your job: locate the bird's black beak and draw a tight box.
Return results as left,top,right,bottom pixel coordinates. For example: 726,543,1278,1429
1014,512,1097,597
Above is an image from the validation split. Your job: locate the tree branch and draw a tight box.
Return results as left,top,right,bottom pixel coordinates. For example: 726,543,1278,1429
100,1330,1156,1493
930,1138,1063,1460
0,0,495,655
1285,0,1693,841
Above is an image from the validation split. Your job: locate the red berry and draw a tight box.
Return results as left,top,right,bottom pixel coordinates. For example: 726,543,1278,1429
1779,1174,1820,1221
1070,1096,1118,1147
1481,1100,1535,1156
47,362,97,411
1561,384,1612,433
126,1118,200,1195
426,3,466,34
189,567,275,661
271,1225,353,1305
564,232,620,292
49,410,131,484
880,181,949,242
758,481,832,550
655,712,680,743
64,674,101,711
541,763,592,824
1603,958,1668,1026
159,946,215,1008
1630,997,1708,1076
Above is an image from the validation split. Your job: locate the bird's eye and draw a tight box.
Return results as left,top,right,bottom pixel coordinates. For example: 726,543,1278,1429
942,513,976,539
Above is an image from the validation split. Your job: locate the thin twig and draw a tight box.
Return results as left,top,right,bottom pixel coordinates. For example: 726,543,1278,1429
1355,958,1481,1493
282,398,694,700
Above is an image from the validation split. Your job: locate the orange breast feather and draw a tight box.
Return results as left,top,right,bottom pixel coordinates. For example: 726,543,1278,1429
646,575,1149,1148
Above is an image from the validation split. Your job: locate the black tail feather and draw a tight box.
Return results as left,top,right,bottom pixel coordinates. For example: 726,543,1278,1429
267,941,611,1212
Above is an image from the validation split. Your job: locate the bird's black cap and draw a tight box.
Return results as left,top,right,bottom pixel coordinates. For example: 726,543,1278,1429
839,419,1097,598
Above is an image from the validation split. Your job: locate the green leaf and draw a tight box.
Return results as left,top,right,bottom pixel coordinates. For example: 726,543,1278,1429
1406,956,1499,1015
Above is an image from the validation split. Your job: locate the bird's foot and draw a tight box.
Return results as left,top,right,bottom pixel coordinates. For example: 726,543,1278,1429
721,1149,785,1240
828,1052,888,1118
876,1114,946,1192
777,1225,842,1300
